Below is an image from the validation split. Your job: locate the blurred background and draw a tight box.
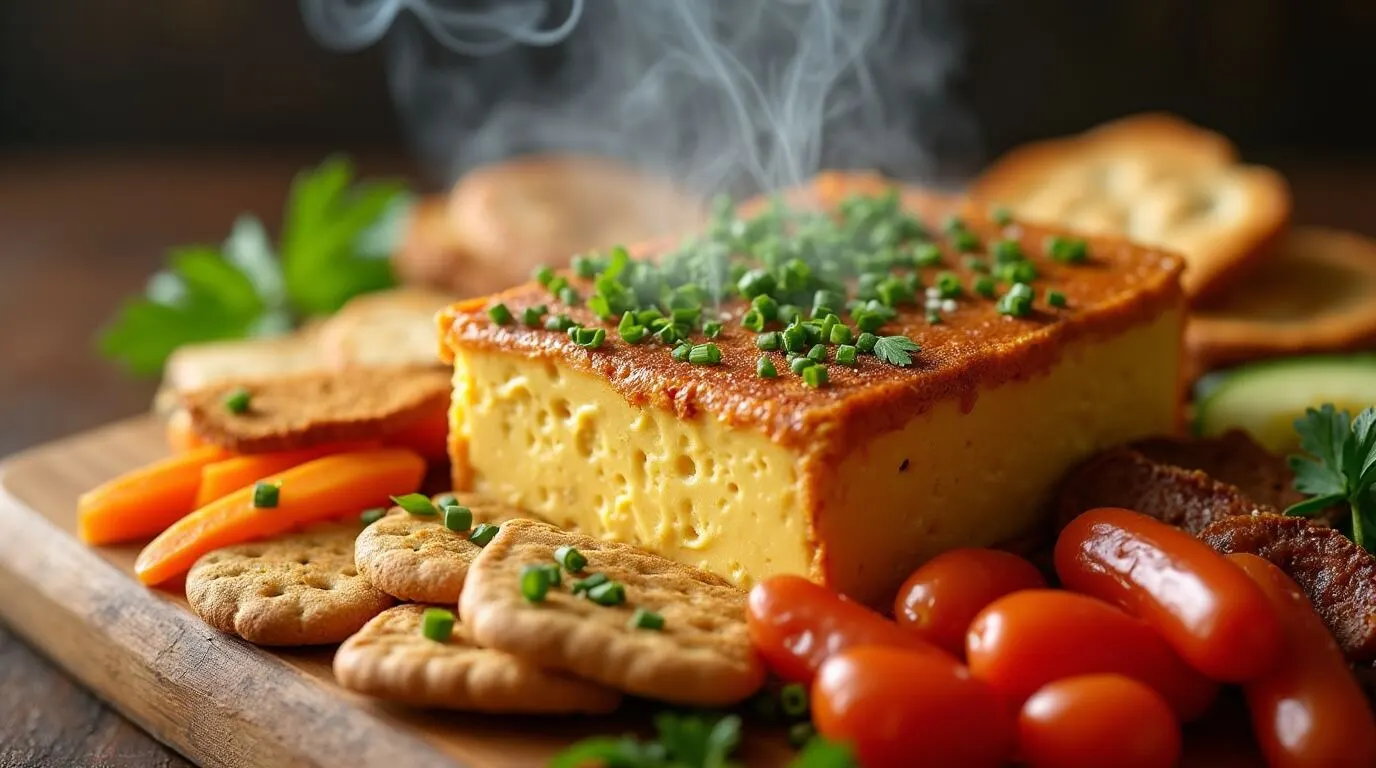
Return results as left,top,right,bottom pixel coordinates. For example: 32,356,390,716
2,1,1376,763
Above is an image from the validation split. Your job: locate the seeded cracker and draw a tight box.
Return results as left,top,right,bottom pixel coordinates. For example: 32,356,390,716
354,493,530,604
334,605,621,713
186,522,394,646
458,519,765,706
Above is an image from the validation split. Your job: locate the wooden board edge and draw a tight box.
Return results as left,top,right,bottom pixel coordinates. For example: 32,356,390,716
0,463,463,768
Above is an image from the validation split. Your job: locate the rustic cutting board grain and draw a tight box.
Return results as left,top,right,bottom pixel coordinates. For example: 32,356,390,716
0,417,799,768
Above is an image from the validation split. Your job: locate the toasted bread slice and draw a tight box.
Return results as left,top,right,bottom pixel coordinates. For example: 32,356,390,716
1187,227,1376,376
391,195,470,295
180,366,450,454
317,287,453,370
970,113,1290,302
153,330,325,415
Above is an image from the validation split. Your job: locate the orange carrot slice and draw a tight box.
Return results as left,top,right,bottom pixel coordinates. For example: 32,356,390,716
384,403,449,462
78,444,232,545
165,409,209,453
193,442,379,508
134,448,425,586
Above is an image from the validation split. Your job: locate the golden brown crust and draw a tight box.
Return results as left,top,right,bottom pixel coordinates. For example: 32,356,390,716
970,113,1290,303
353,494,531,604
186,522,394,646
180,366,450,454
458,519,765,706
439,173,1185,459
1187,227,1376,377
333,605,623,713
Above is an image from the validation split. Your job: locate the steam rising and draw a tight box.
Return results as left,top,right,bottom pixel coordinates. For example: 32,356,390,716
301,0,977,196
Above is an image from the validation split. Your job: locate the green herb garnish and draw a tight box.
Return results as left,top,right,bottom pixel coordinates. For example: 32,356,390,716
252,481,280,509
1047,235,1088,264
997,282,1035,317
1046,289,1068,308
1286,405,1376,549
586,580,627,607
555,546,587,573
873,335,922,367
688,343,723,365
520,564,552,602
391,493,438,516
835,344,858,366
571,572,610,595
487,303,514,325
802,365,828,388
756,356,779,378
442,505,473,532
780,683,809,717
420,607,454,642
360,507,387,526
223,387,252,414
522,305,546,327
628,607,665,631
468,522,500,547
550,713,743,768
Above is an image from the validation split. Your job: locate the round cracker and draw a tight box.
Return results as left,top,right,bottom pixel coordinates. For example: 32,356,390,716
354,493,529,604
186,522,394,646
333,605,621,714
317,287,454,370
458,519,765,707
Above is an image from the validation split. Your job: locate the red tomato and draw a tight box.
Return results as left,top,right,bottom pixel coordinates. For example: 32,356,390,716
747,574,948,683
966,589,1217,719
813,646,1013,768
1018,674,1182,768
894,547,1047,657
1055,507,1283,682
1229,553,1376,768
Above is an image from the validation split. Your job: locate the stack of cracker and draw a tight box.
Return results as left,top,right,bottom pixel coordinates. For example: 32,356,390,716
971,113,1376,380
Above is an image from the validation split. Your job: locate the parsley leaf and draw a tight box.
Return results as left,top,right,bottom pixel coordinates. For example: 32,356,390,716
788,737,858,768
872,335,922,367
98,158,410,375
549,712,743,768
1286,404,1376,551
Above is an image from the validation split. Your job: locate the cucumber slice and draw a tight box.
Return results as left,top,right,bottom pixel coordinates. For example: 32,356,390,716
1196,354,1376,453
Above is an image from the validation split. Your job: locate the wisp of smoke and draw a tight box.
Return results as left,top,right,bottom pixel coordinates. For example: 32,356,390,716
300,0,978,196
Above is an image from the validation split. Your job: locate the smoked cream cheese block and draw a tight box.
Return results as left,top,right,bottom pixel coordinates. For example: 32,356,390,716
438,171,1186,607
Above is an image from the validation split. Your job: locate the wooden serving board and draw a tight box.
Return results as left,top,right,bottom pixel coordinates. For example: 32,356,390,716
0,417,797,768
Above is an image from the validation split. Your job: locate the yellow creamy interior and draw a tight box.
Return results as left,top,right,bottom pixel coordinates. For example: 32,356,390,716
449,307,1183,605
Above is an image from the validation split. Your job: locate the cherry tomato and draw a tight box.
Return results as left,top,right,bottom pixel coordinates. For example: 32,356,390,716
894,547,1047,657
1228,553,1376,768
966,589,1217,719
1055,507,1283,682
747,574,947,683
813,646,1013,768
1018,674,1182,768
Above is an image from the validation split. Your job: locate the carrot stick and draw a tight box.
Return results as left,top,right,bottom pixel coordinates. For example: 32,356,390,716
384,402,449,462
78,444,232,545
165,409,209,453
134,448,425,586
193,442,378,508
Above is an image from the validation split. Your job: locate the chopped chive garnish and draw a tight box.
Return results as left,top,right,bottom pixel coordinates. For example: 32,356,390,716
790,356,815,374
992,239,1024,264
555,545,587,573
571,255,598,278
443,505,473,532
250,481,279,508
912,243,943,268
688,343,722,365
702,320,723,339
547,275,569,295
571,327,606,349
751,294,779,321
802,365,828,388
835,345,858,366
392,493,438,516
778,304,802,323
828,324,852,345
741,309,766,332
936,272,963,299
806,344,827,363
997,283,1035,317
737,269,775,298
520,564,551,603
544,313,575,332
856,332,879,353
991,206,1013,226
780,682,810,717
223,387,252,414
628,607,665,631
434,493,458,508
671,343,691,362
420,608,455,642
757,356,778,378
521,305,546,326
964,256,991,273
360,507,386,525
1047,289,1068,308
1047,235,1088,263
854,311,885,333
586,580,627,606
558,286,581,306
469,522,500,547
571,572,609,595
782,323,808,353
487,303,513,325
756,331,781,351
620,324,647,344
951,229,980,253
533,265,555,286
540,562,563,587
996,260,1039,284
974,275,997,298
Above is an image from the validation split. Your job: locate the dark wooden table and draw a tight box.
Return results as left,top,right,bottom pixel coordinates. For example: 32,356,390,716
1,150,1374,767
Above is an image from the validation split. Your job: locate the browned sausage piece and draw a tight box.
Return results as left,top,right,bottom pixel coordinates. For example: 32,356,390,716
1199,514,1376,663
